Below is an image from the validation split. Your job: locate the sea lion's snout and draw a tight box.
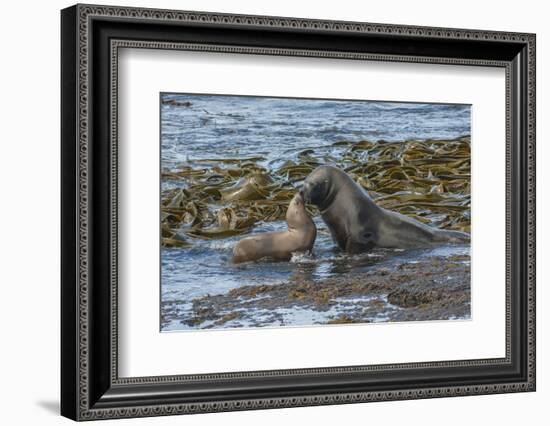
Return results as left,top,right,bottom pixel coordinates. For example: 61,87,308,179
299,181,314,204
300,179,327,206
298,185,307,202
290,192,306,211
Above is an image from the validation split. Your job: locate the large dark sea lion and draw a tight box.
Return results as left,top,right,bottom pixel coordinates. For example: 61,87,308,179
232,193,317,263
300,165,469,253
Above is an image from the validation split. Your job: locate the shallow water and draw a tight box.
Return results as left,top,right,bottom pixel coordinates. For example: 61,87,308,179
160,93,471,331
161,215,470,331
162,295,402,331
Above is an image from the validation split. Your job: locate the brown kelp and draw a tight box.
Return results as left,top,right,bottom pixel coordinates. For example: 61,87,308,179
161,136,471,247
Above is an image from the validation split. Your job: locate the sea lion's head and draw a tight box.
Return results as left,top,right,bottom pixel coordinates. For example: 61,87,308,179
286,192,313,229
299,165,339,209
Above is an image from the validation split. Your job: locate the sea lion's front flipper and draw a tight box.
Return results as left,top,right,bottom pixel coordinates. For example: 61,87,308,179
345,231,375,254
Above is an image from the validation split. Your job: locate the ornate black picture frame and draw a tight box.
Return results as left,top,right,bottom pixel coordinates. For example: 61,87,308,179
61,4,536,421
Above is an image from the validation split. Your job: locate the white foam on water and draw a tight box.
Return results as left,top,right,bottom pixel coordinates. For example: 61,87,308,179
208,240,236,250
290,252,317,263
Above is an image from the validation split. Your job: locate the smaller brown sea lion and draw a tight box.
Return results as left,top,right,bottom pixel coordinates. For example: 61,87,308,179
232,193,316,263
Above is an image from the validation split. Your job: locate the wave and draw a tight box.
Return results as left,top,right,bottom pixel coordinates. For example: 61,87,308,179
209,240,236,250
290,252,317,264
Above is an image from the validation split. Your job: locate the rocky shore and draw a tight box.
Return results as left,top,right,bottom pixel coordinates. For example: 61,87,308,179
161,252,470,330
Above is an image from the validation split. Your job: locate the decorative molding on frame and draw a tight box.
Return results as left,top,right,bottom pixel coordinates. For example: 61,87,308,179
109,38,511,382
80,3,535,43
85,382,530,420
72,4,535,420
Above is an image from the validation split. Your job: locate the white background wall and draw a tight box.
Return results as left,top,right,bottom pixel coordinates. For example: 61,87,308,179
0,0,546,424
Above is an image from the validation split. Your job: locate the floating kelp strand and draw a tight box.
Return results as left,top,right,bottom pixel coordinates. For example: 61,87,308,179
187,227,250,239
188,156,267,164
276,163,316,177
389,201,469,211
162,237,191,248
166,167,208,178
434,173,471,180
221,183,269,202
166,189,189,207
332,140,353,146
161,171,185,180
270,189,298,201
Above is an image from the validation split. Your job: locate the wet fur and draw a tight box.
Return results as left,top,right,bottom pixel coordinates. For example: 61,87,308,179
232,194,317,263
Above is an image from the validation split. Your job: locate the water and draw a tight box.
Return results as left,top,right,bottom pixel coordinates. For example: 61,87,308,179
162,295,403,331
161,93,470,171
161,215,470,330
160,93,471,331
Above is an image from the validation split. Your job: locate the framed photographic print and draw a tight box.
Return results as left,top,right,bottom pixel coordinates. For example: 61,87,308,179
61,4,536,421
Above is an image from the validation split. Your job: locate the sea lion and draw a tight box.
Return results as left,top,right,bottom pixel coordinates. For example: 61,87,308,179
232,193,316,263
300,165,469,253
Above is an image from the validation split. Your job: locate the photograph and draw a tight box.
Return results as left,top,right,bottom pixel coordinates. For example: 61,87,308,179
160,93,472,331
58,3,536,420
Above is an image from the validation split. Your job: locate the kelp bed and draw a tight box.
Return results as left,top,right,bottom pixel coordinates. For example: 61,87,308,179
161,136,471,247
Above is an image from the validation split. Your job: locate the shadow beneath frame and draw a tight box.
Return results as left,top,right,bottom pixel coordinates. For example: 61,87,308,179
36,400,59,415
